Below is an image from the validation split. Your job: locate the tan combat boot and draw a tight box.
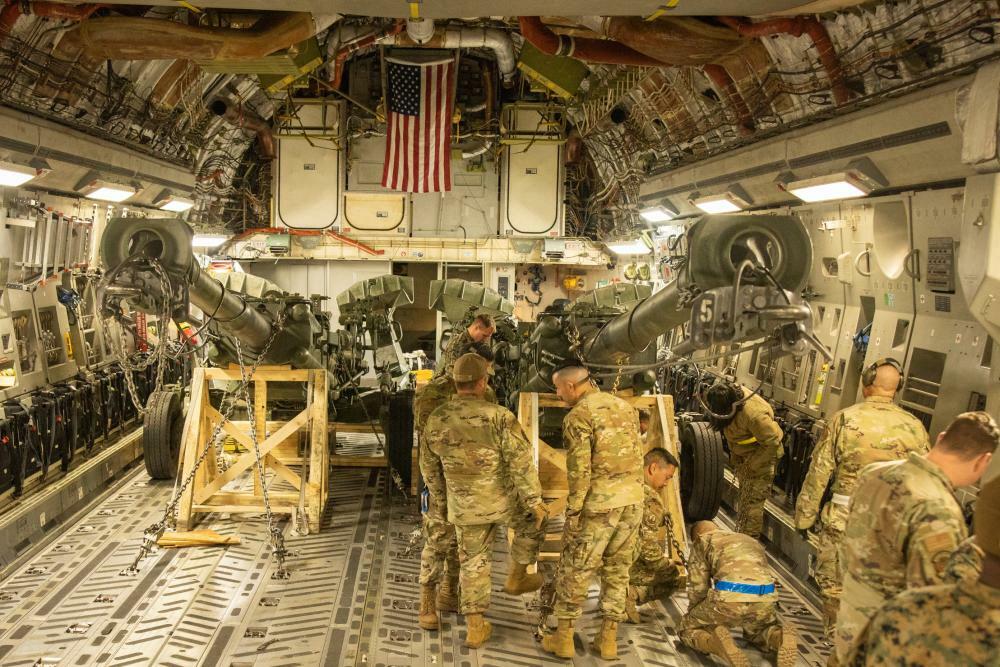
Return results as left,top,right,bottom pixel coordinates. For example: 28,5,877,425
418,585,439,630
765,626,799,667
822,598,839,637
591,618,619,660
705,626,751,667
624,587,641,624
541,618,575,659
503,562,543,595
437,575,459,613
464,613,492,648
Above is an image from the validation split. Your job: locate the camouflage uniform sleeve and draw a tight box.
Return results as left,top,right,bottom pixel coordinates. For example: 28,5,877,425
903,500,968,587
794,415,840,530
638,491,665,564
562,407,592,516
944,536,983,583
686,540,710,607
842,615,875,667
420,426,447,512
500,411,543,509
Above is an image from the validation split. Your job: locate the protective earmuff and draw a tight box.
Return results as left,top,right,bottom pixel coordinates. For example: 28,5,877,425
698,379,754,421
861,357,904,391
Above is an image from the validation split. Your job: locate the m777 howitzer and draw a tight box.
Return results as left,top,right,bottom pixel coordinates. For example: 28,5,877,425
97,218,413,479
519,214,830,393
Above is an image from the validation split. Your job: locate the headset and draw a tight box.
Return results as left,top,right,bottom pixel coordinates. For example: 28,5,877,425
861,357,904,391
698,377,757,421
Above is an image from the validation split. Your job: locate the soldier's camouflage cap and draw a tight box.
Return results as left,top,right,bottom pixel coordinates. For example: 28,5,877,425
452,352,492,382
975,474,1000,558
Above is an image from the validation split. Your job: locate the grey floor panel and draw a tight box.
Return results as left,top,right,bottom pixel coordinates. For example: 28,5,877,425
0,466,831,666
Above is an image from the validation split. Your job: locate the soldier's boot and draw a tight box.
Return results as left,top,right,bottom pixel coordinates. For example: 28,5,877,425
418,585,439,631
765,626,799,667
464,613,492,648
502,562,543,595
624,587,641,624
437,575,460,613
822,598,839,637
541,618,575,659
691,627,749,667
591,619,619,660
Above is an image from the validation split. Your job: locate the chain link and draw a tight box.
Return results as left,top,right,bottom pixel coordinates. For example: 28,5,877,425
104,257,179,418
663,508,688,568
122,310,287,576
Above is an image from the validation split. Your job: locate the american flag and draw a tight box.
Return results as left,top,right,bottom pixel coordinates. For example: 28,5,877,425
381,56,455,193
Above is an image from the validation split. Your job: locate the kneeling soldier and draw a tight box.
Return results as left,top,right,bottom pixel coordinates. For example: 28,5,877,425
680,522,798,667
626,447,682,623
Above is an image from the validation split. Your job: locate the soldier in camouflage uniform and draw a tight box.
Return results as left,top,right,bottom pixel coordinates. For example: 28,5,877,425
793,359,929,634
845,470,1000,667
705,381,784,538
415,342,497,630
421,353,548,648
541,364,644,661
680,521,798,667
626,447,682,624
832,411,996,665
432,313,495,379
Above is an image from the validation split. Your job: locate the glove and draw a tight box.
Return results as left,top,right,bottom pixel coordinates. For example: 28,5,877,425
529,503,549,530
564,511,581,534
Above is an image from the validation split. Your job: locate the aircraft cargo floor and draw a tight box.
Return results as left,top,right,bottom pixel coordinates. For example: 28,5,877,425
0,464,832,666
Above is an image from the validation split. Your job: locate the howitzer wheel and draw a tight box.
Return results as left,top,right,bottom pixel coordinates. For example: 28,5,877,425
143,390,184,480
679,420,725,521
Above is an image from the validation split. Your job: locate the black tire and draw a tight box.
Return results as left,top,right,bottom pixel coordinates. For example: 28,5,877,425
679,419,725,521
143,390,184,480
382,390,414,493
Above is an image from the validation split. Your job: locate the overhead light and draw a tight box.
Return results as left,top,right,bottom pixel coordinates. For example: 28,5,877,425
75,171,137,202
192,234,229,249
690,184,753,214
0,156,51,187
639,202,678,223
605,235,652,256
154,190,195,213
781,158,888,203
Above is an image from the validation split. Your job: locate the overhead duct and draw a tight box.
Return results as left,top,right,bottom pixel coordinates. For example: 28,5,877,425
210,98,275,160
573,15,749,66
328,22,404,89
717,16,851,105
379,26,517,85
517,16,661,66
54,12,329,61
0,1,104,36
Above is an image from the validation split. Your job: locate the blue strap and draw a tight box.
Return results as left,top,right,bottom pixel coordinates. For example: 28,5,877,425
714,580,775,595
420,488,429,514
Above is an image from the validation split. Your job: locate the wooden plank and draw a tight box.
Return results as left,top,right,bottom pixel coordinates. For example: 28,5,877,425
204,368,311,382
176,368,208,531
198,491,301,506
266,454,302,490
308,370,328,531
193,411,310,504
192,504,297,514
253,379,267,497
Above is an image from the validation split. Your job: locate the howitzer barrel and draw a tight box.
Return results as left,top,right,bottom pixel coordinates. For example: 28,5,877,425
583,214,813,364
100,218,274,351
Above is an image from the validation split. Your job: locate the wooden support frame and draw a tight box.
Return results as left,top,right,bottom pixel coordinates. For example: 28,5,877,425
517,392,687,570
329,422,388,469
175,366,329,533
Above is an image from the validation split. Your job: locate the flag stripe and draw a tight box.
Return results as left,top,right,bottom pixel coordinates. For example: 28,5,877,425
382,58,453,194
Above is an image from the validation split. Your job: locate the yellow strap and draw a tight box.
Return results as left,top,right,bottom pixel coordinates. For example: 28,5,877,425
645,0,680,20
735,436,758,445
